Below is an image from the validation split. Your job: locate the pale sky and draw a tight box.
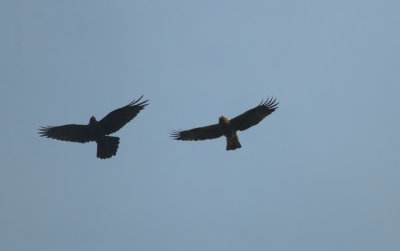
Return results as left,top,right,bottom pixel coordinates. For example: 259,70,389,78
1,0,400,250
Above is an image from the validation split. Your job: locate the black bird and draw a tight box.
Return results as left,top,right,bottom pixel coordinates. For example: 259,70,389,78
171,97,278,150
39,96,149,159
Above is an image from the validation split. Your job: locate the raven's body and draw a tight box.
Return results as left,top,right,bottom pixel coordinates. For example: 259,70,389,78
87,116,120,159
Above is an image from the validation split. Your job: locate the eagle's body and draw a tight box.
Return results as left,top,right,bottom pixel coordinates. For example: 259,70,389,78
172,97,278,150
218,116,241,150
39,96,148,159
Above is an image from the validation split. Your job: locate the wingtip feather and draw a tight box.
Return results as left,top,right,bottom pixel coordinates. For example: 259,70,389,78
170,129,181,140
38,126,50,137
128,95,149,108
260,96,279,110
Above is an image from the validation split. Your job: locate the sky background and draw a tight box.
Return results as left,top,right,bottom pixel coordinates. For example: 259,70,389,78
1,0,400,250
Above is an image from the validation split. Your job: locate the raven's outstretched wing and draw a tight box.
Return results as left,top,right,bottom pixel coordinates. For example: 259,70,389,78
171,124,223,141
99,96,149,135
38,124,95,143
230,97,278,131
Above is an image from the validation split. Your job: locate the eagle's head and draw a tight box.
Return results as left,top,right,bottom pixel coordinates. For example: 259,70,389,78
219,116,230,125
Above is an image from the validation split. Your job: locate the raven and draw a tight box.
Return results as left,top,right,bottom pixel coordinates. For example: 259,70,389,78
39,96,148,159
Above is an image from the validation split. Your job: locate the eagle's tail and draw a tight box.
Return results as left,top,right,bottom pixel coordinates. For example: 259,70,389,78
226,133,241,151
96,136,120,159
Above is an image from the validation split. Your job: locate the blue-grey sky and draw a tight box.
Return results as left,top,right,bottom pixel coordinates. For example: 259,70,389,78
1,0,400,250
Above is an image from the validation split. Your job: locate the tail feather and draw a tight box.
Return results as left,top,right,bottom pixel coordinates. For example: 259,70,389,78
226,133,241,151
96,136,120,159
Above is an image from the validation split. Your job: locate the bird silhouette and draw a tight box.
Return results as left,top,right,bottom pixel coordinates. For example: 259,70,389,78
171,97,278,150
39,96,149,159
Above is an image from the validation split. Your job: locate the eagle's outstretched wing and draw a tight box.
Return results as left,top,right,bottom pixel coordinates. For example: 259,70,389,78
99,96,149,135
230,97,278,131
38,124,95,143
171,124,223,141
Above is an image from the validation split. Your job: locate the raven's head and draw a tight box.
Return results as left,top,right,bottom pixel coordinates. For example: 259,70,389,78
89,116,97,125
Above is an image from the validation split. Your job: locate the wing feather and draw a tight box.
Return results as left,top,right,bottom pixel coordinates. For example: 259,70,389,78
99,96,149,135
38,124,95,143
171,124,223,141
230,97,279,131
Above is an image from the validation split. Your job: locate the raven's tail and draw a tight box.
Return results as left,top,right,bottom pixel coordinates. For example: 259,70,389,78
96,136,120,159
226,133,241,151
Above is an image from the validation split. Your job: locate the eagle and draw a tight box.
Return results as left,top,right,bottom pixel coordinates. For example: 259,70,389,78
39,96,149,159
171,97,278,150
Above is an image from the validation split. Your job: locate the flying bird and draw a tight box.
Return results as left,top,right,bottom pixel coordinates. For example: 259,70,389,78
39,96,149,159
171,97,278,150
